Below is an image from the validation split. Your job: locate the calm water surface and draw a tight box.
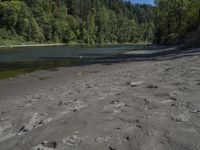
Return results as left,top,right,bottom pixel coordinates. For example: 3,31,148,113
0,44,149,79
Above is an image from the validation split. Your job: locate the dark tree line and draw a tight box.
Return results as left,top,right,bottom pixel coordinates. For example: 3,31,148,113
154,0,200,45
0,0,155,44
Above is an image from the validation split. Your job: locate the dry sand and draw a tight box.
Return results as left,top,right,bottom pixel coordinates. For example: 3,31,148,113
0,43,67,49
0,49,200,150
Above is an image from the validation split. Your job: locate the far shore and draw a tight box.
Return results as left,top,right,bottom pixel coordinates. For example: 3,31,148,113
0,42,152,50
0,43,67,49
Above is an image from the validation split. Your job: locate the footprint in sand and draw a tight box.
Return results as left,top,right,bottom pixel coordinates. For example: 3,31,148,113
18,113,52,135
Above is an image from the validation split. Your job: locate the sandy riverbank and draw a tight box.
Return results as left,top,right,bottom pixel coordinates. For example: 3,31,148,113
0,49,200,150
0,43,153,50
0,43,67,49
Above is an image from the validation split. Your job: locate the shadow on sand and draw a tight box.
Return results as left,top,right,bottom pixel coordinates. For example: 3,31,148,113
96,46,200,64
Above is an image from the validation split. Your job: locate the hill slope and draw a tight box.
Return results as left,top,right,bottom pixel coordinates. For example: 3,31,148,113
0,0,154,44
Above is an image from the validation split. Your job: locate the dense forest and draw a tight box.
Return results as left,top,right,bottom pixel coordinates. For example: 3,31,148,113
154,0,200,45
0,0,154,44
0,0,200,46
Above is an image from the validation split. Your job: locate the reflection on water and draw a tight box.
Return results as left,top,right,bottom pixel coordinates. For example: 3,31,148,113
0,59,81,79
0,44,150,79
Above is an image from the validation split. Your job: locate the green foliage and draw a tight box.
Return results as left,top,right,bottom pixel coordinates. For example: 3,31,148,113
0,1,21,29
0,0,155,44
154,0,200,44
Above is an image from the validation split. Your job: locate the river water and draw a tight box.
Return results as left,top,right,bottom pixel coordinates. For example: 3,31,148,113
0,44,166,79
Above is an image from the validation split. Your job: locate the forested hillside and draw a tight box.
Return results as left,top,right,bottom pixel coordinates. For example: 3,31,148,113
0,0,154,44
154,0,200,45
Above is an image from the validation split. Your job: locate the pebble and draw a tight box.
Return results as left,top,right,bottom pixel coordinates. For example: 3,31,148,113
145,84,158,89
169,92,178,101
31,141,57,150
127,81,143,87
171,112,191,122
95,136,110,143
109,146,117,150
63,135,81,145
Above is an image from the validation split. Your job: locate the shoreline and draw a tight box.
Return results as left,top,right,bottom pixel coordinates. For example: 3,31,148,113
0,43,154,80
0,43,67,49
0,45,197,80
0,42,152,50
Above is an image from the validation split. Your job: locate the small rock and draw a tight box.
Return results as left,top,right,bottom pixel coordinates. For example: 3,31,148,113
171,112,190,122
73,131,79,134
115,92,123,96
103,101,126,114
57,101,63,106
161,99,174,104
84,83,91,88
95,136,110,143
170,102,179,108
126,136,130,141
1,111,6,115
110,100,119,104
127,81,143,87
145,84,158,89
63,135,81,145
42,141,57,149
136,125,142,129
109,146,117,150
190,109,200,113
31,141,57,150
169,92,178,101
185,102,195,110
26,98,37,103
185,102,200,113
143,98,150,105
73,100,88,111
114,102,125,108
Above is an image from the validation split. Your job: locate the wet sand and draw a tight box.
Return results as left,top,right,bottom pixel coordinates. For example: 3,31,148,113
0,48,200,150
